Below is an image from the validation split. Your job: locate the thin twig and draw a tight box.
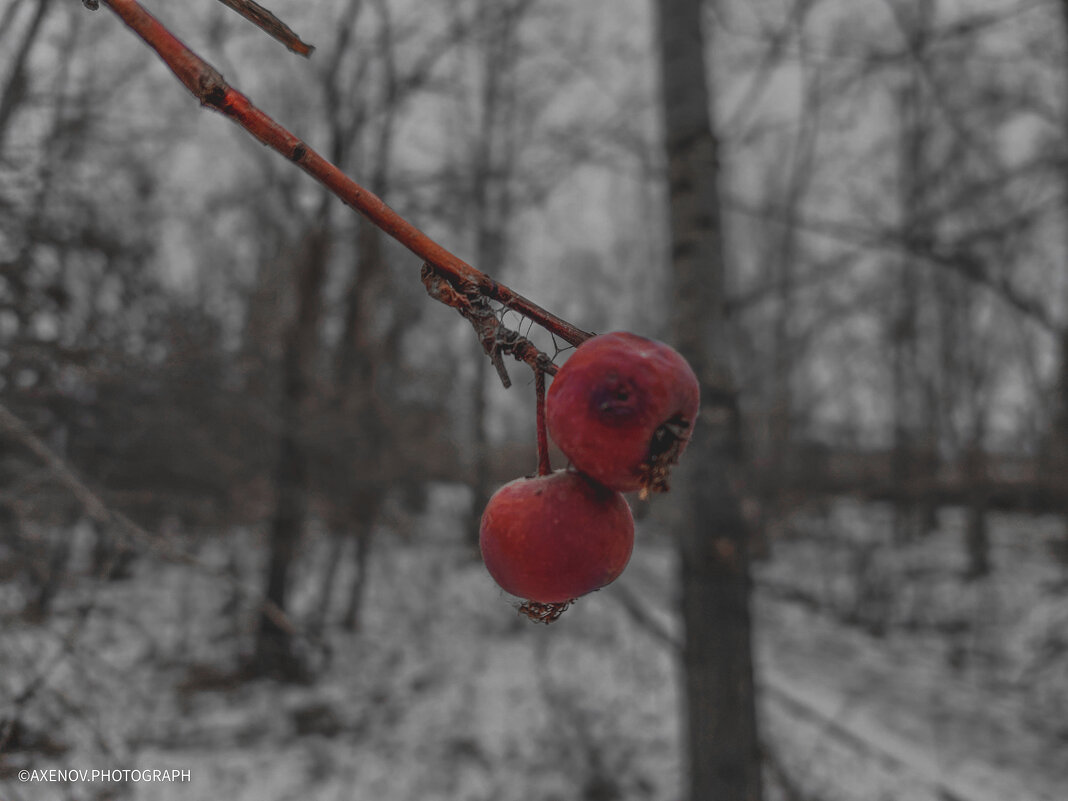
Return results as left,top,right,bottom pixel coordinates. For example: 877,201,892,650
213,0,314,57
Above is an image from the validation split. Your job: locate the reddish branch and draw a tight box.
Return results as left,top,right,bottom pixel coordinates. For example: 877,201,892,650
99,0,592,350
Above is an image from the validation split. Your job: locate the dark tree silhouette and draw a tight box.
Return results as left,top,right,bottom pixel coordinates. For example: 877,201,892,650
655,1,763,799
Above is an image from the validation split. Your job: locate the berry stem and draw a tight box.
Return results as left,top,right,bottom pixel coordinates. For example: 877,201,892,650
535,368,551,476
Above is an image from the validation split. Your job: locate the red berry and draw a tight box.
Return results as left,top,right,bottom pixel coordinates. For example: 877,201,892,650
546,332,699,494
479,470,634,604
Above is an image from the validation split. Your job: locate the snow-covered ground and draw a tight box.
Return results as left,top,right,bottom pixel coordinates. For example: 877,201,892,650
0,490,1064,800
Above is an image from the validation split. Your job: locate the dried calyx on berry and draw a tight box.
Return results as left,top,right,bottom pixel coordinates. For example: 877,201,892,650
546,331,699,496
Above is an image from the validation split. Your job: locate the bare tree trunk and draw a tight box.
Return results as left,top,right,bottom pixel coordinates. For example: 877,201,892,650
655,1,762,799
254,222,330,679
325,0,406,619
760,41,822,559
341,493,380,632
1057,327,1068,566
309,530,346,636
305,0,388,636
1055,0,1068,557
332,209,390,631
25,528,71,623
891,0,936,543
891,109,921,543
465,0,521,546
963,451,990,580
0,0,53,153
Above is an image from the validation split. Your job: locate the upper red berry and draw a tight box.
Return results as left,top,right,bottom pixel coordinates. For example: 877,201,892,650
546,332,699,493
479,470,634,604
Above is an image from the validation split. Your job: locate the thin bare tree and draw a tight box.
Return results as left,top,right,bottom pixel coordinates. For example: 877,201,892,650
655,0,763,799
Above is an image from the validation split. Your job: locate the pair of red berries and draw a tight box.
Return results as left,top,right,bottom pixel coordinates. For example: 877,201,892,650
479,332,700,613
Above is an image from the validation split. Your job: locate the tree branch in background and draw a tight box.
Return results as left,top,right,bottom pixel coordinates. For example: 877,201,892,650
95,0,593,351
727,194,1061,334
213,0,314,57
0,402,297,637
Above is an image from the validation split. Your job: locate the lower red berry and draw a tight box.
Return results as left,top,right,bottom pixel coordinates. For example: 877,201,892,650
479,470,634,605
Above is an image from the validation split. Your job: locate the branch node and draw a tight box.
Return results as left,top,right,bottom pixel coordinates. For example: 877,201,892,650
421,263,557,389
201,80,228,109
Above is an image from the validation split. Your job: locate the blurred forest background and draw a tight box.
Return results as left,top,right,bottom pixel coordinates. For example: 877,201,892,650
1,0,1067,799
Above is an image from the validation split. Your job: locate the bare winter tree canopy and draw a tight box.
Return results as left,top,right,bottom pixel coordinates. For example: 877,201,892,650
0,1,1066,800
